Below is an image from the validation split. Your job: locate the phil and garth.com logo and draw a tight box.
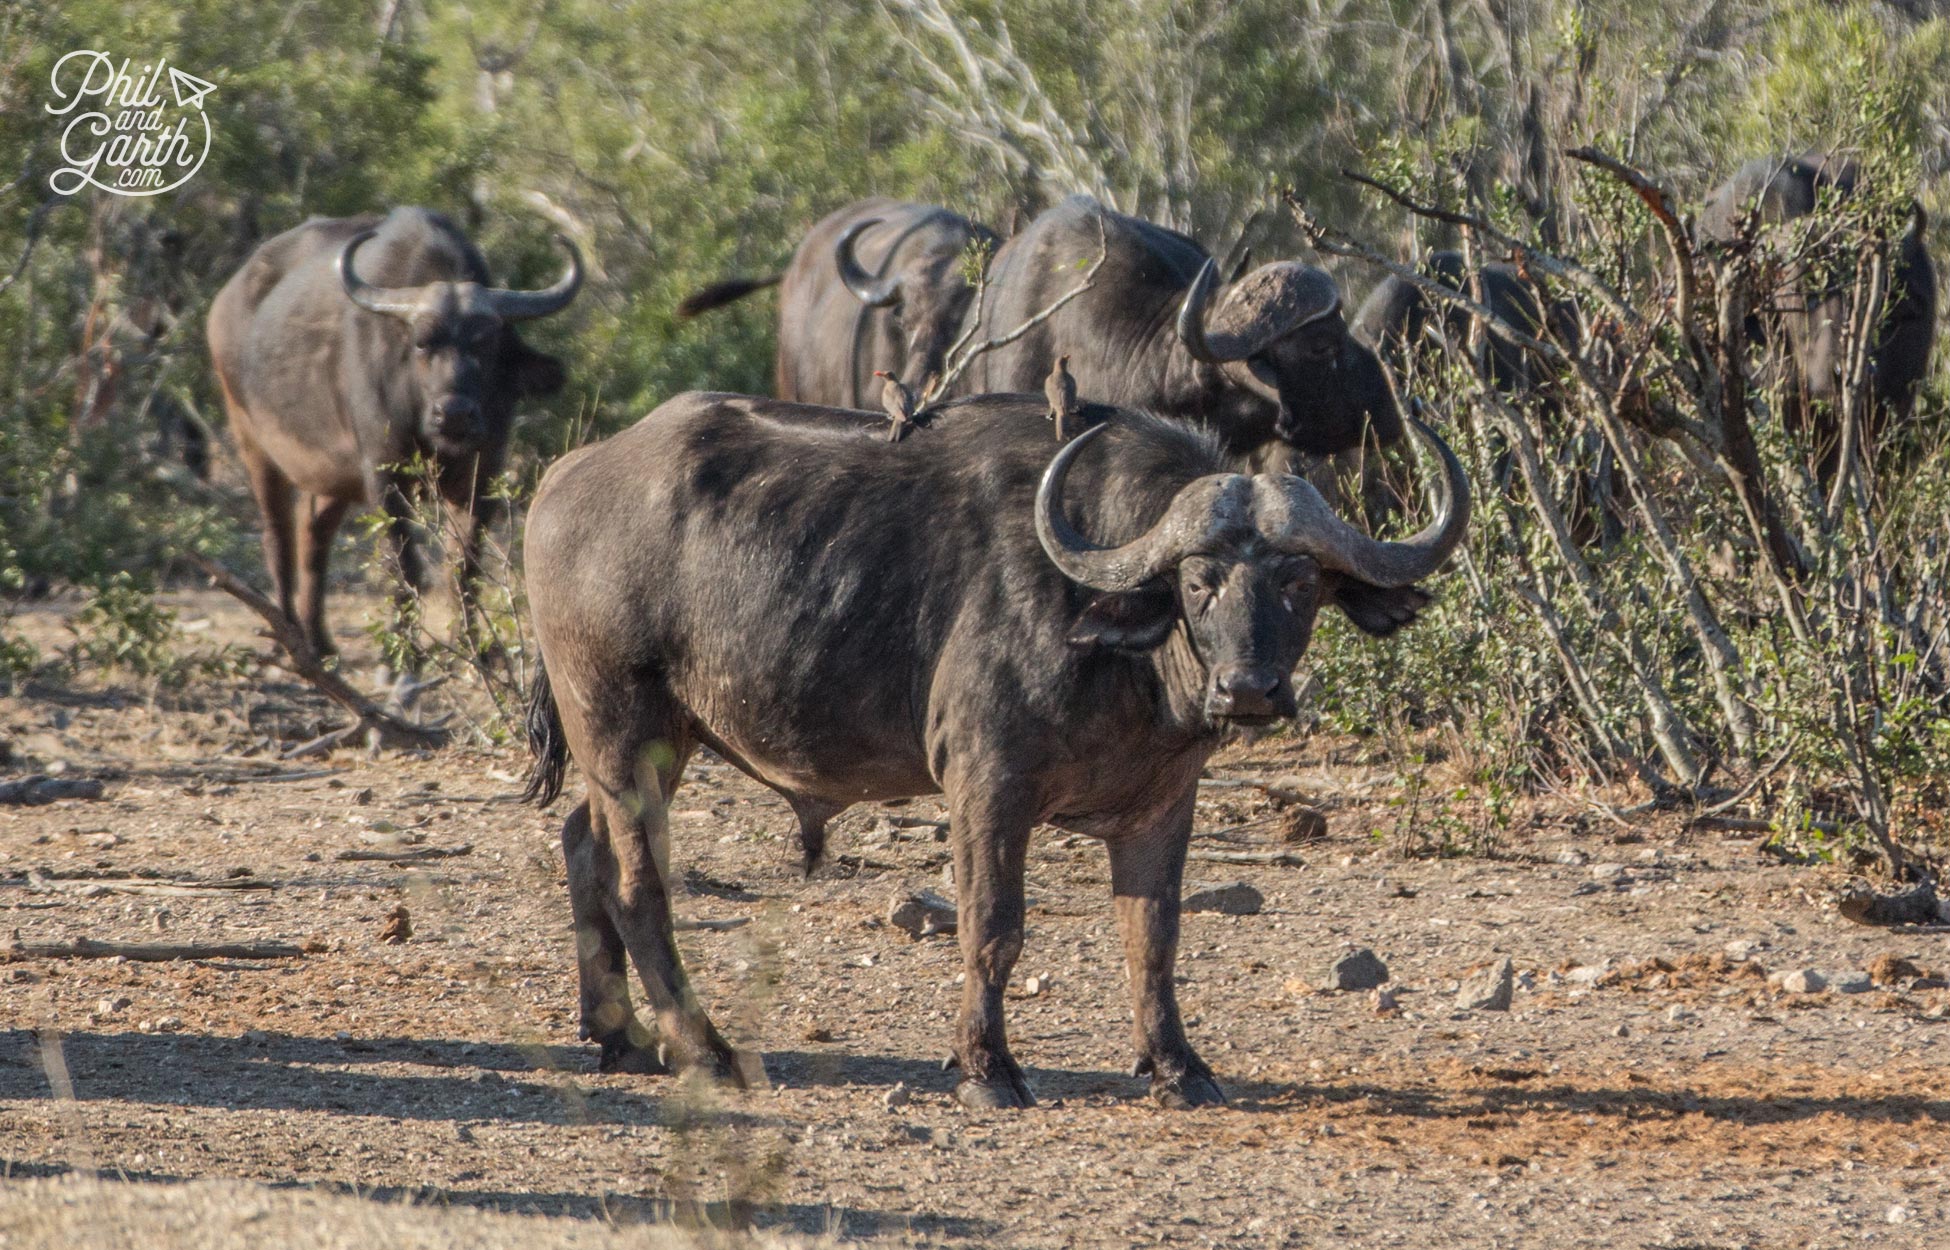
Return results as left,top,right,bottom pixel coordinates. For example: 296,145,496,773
46,50,216,197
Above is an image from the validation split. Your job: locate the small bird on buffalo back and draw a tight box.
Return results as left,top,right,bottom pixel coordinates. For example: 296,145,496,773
875,370,918,443
1046,354,1079,441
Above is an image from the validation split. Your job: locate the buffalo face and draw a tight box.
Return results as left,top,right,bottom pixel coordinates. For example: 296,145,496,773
1179,260,1404,456
1038,416,1471,729
835,216,983,393
338,231,581,455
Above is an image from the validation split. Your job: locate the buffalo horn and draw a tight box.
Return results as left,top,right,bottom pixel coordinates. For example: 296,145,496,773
486,234,584,321
836,218,901,308
336,230,424,319
1258,416,1470,587
1034,424,1250,592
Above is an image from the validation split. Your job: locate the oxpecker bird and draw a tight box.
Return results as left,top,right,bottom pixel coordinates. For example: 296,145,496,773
1045,355,1079,441
875,370,918,442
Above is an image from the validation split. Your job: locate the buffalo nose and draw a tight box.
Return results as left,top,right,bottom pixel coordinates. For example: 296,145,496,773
1206,666,1287,720
434,396,479,435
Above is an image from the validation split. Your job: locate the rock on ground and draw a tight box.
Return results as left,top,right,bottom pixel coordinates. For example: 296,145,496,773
1182,881,1263,915
887,889,957,938
1320,947,1389,991
1456,957,1514,1011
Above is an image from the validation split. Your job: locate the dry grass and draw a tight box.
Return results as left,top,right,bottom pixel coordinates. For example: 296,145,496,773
0,1173,833,1250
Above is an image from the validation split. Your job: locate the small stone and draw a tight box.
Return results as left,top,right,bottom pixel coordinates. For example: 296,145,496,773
1831,972,1873,995
1724,939,1765,961
802,1025,833,1043
1779,968,1827,994
379,905,412,945
1182,881,1263,916
241,1029,268,1045
883,1082,911,1111
1371,987,1398,1016
1564,963,1610,985
1666,1004,1694,1023
1552,848,1589,866
1456,957,1514,1012
1612,1024,1630,1038
155,1016,181,1032
1589,863,1629,884
887,889,957,939
1022,974,1047,997
352,788,374,806
1888,1205,1909,1225
94,996,128,1017
1320,948,1390,992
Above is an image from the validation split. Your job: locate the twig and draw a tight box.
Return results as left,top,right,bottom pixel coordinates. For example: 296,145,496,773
334,844,473,863
189,553,450,757
928,215,1108,400
1187,850,1307,867
675,917,752,932
2,937,305,962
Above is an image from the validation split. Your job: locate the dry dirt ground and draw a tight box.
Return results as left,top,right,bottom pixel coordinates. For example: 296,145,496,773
3,589,1949,1249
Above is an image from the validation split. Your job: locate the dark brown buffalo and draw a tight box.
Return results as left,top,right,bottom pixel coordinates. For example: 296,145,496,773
522,391,1467,1108
207,208,579,654
1699,153,1936,475
952,195,1403,465
1353,250,1561,397
677,198,996,407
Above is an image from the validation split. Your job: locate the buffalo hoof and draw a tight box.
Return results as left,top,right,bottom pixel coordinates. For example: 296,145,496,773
596,1036,668,1076
955,1075,1035,1110
1150,1069,1227,1110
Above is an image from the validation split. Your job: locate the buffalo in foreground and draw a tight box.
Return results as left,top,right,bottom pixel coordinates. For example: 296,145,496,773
677,198,996,407
953,195,1403,465
208,208,579,656
1698,153,1936,477
523,391,1467,1108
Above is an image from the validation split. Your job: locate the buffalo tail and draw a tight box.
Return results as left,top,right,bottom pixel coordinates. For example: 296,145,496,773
522,658,569,805
675,273,782,319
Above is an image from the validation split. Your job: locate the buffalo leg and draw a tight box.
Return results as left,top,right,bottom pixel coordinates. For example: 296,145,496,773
293,494,351,657
946,782,1036,1108
235,427,298,626
561,798,666,1073
370,475,428,677
1107,791,1223,1108
439,455,502,661
587,742,748,1085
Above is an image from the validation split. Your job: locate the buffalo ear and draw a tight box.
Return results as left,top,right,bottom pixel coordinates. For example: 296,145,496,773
514,342,568,397
1327,573,1431,637
1068,584,1176,652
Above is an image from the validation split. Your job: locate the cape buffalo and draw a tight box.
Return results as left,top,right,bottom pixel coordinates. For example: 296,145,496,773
207,207,579,655
522,391,1467,1108
677,198,996,407
1353,250,1559,397
952,195,1403,465
1699,153,1936,476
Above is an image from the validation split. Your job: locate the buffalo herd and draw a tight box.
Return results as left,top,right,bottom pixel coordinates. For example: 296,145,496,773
207,150,1935,1108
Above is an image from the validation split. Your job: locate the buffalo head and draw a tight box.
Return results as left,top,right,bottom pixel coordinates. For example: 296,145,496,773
835,216,980,392
337,230,581,454
1177,259,1404,456
1037,416,1468,725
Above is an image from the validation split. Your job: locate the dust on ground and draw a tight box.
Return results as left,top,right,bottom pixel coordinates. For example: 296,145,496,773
3,590,1947,1249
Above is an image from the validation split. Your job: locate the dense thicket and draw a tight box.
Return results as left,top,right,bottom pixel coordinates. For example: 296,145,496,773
7,0,1950,863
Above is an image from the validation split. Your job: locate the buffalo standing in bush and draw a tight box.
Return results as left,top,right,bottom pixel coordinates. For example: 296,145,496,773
677,198,996,408
1698,153,1936,478
952,195,1403,467
207,208,580,655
